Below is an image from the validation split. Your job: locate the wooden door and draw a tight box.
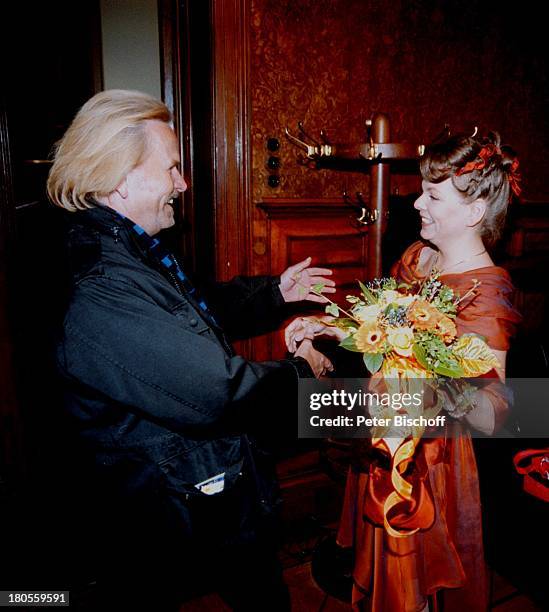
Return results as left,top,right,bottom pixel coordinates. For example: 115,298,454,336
256,198,370,360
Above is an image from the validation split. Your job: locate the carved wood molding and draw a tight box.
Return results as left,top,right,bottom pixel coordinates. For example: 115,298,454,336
211,0,252,280
258,197,355,217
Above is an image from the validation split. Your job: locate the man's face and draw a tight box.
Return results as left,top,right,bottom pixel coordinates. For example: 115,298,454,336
123,120,187,236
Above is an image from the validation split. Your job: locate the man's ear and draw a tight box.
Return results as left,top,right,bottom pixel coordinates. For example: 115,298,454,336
468,198,487,228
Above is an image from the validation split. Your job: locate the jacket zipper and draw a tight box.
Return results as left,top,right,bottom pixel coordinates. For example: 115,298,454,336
166,268,184,297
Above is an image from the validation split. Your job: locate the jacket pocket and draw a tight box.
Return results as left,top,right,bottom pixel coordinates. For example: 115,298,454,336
157,436,244,498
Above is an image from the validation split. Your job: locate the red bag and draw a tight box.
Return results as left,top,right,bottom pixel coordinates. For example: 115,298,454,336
513,448,549,502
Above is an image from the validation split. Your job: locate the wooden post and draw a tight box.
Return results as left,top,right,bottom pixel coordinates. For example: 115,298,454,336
368,112,391,279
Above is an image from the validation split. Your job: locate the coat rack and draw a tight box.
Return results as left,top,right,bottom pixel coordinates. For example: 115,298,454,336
285,113,424,278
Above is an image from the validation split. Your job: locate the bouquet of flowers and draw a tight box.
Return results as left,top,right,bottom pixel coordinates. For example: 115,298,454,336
321,275,499,380
310,274,500,537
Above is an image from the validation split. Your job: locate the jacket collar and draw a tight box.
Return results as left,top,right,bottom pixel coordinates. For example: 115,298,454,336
71,202,126,237
67,202,157,270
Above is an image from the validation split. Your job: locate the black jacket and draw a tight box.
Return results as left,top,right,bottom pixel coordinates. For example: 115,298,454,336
56,206,311,519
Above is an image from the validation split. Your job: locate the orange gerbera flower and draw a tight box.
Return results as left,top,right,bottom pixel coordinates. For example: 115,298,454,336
354,321,386,353
407,299,442,330
436,315,457,342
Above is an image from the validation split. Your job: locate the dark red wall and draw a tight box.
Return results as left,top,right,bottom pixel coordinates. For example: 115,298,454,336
251,0,548,203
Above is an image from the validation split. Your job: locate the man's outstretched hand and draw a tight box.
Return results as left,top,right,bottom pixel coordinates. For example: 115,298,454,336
278,257,335,303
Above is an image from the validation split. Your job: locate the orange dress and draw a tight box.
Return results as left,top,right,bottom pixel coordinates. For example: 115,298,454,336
336,241,521,612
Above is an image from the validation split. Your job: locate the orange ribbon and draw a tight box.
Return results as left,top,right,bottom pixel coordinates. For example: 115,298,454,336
372,436,421,538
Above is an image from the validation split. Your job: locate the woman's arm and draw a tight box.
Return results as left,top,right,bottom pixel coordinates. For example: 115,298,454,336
464,349,507,435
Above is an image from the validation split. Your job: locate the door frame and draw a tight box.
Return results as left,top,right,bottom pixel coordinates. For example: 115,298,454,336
0,96,24,480
159,0,252,283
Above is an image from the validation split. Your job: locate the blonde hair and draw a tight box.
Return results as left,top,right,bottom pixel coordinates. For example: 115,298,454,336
47,90,172,211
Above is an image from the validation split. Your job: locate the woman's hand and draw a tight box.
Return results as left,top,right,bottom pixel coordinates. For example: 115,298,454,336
294,339,334,378
285,316,348,353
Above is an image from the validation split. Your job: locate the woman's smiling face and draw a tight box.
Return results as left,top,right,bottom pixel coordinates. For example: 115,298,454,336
413,177,474,247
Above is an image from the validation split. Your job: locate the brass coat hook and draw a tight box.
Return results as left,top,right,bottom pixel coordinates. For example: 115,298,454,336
342,191,378,226
284,126,318,158
286,119,423,162
298,122,320,147
284,124,333,158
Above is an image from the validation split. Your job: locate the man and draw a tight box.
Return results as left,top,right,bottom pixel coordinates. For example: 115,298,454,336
47,90,334,610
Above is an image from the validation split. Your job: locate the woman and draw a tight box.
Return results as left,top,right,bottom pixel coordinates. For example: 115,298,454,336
286,132,522,611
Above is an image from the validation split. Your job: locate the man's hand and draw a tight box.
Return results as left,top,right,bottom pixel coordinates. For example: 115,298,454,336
295,339,334,378
285,316,348,353
278,257,335,303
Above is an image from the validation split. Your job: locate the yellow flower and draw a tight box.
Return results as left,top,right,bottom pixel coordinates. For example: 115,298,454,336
354,321,385,353
386,326,414,357
353,304,381,324
436,316,457,342
407,299,442,330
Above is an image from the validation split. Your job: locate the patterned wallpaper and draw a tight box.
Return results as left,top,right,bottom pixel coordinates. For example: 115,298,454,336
250,0,548,203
